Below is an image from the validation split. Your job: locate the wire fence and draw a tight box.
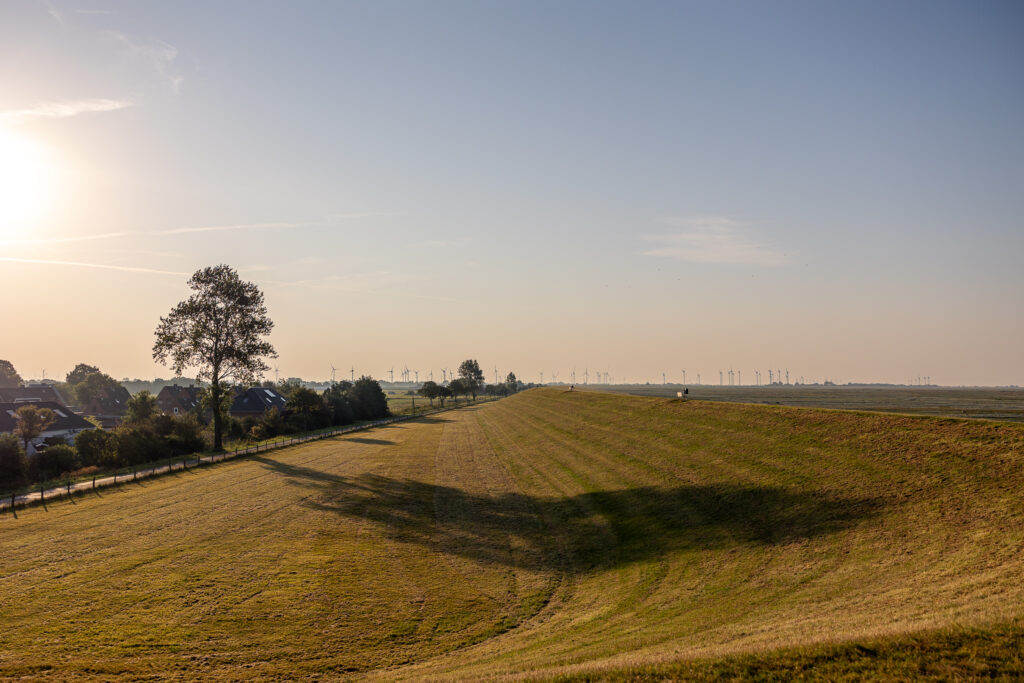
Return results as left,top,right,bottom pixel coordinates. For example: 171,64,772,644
1,396,500,515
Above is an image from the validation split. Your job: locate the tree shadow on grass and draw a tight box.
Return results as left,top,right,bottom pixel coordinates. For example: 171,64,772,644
343,437,397,446
254,456,884,574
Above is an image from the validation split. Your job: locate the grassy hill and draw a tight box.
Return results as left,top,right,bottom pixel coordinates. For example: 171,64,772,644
1,388,1022,679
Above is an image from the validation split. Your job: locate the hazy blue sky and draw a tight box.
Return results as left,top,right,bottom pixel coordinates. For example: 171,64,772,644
1,0,1022,385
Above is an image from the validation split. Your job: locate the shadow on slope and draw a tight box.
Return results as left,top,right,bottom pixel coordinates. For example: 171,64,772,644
255,456,884,573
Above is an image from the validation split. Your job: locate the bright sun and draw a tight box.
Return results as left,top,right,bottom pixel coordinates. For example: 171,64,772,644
0,128,52,237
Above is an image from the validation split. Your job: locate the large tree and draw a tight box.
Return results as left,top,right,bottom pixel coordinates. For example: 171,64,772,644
458,359,485,400
123,391,160,424
65,363,100,386
13,405,55,453
0,360,22,388
72,370,123,409
153,264,276,450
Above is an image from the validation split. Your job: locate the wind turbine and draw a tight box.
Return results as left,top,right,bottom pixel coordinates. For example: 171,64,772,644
583,368,589,385
274,366,280,383
350,366,354,382
662,372,666,385
429,369,433,382
719,370,723,386
330,364,337,383
495,366,499,384
414,370,419,382
571,368,576,385
388,367,394,383
738,370,741,386
682,369,686,385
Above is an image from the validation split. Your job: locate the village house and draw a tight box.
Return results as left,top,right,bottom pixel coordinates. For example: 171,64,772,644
0,385,71,407
156,384,203,417
230,387,288,419
0,401,94,455
78,385,133,429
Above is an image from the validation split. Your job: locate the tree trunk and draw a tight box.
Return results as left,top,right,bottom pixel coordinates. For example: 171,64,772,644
212,380,223,451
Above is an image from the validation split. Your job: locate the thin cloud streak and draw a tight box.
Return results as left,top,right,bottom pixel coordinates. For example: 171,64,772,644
0,215,396,246
0,232,130,246
160,221,314,236
643,216,789,266
0,98,133,123
0,257,187,276
107,31,183,94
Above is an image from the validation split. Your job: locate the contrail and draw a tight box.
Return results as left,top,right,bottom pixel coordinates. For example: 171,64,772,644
0,257,187,276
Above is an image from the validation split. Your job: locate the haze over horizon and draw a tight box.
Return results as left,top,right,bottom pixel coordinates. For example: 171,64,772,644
1,1,1022,386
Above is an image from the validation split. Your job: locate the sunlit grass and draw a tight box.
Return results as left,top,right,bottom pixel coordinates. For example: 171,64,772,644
1,389,1022,679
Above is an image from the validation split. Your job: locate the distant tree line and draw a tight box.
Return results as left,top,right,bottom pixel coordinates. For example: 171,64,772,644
1,266,520,492
226,376,390,441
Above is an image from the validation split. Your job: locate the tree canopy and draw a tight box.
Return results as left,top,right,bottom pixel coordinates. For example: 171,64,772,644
71,370,123,409
153,264,276,450
0,360,22,388
458,359,485,400
13,405,55,453
66,363,100,386
123,391,160,424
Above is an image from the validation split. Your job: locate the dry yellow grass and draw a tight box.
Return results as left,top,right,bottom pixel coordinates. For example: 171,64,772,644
1,388,1022,679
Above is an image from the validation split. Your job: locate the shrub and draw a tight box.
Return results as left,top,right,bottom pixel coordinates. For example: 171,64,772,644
0,434,26,491
75,429,118,468
169,413,207,454
115,426,170,466
27,444,80,481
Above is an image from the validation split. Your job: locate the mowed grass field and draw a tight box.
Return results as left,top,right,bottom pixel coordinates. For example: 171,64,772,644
1,388,1023,680
592,383,1024,423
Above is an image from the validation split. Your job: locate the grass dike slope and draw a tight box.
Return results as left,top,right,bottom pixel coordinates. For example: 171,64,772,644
1,388,1023,680
391,388,1024,680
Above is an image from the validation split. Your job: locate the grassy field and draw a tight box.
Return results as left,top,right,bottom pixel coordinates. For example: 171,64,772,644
1,388,1022,679
588,383,1024,423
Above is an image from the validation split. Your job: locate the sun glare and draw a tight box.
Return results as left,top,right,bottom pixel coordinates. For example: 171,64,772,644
0,128,52,237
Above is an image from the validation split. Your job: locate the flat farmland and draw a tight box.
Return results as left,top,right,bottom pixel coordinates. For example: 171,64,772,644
2,389,1023,679
590,383,1024,423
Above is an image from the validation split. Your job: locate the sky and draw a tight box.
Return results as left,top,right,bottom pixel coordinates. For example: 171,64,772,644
1,0,1022,387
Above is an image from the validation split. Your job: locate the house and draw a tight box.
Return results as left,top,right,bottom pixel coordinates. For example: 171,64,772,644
0,401,94,455
157,384,203,417
230,387,288,418
79,385,133,428
0,385,71,407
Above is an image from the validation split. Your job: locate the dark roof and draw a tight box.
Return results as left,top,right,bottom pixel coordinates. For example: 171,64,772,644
80,385,132,416
0,385,70,406
230,387,288,415
157,385,202,413
0,402,94,433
